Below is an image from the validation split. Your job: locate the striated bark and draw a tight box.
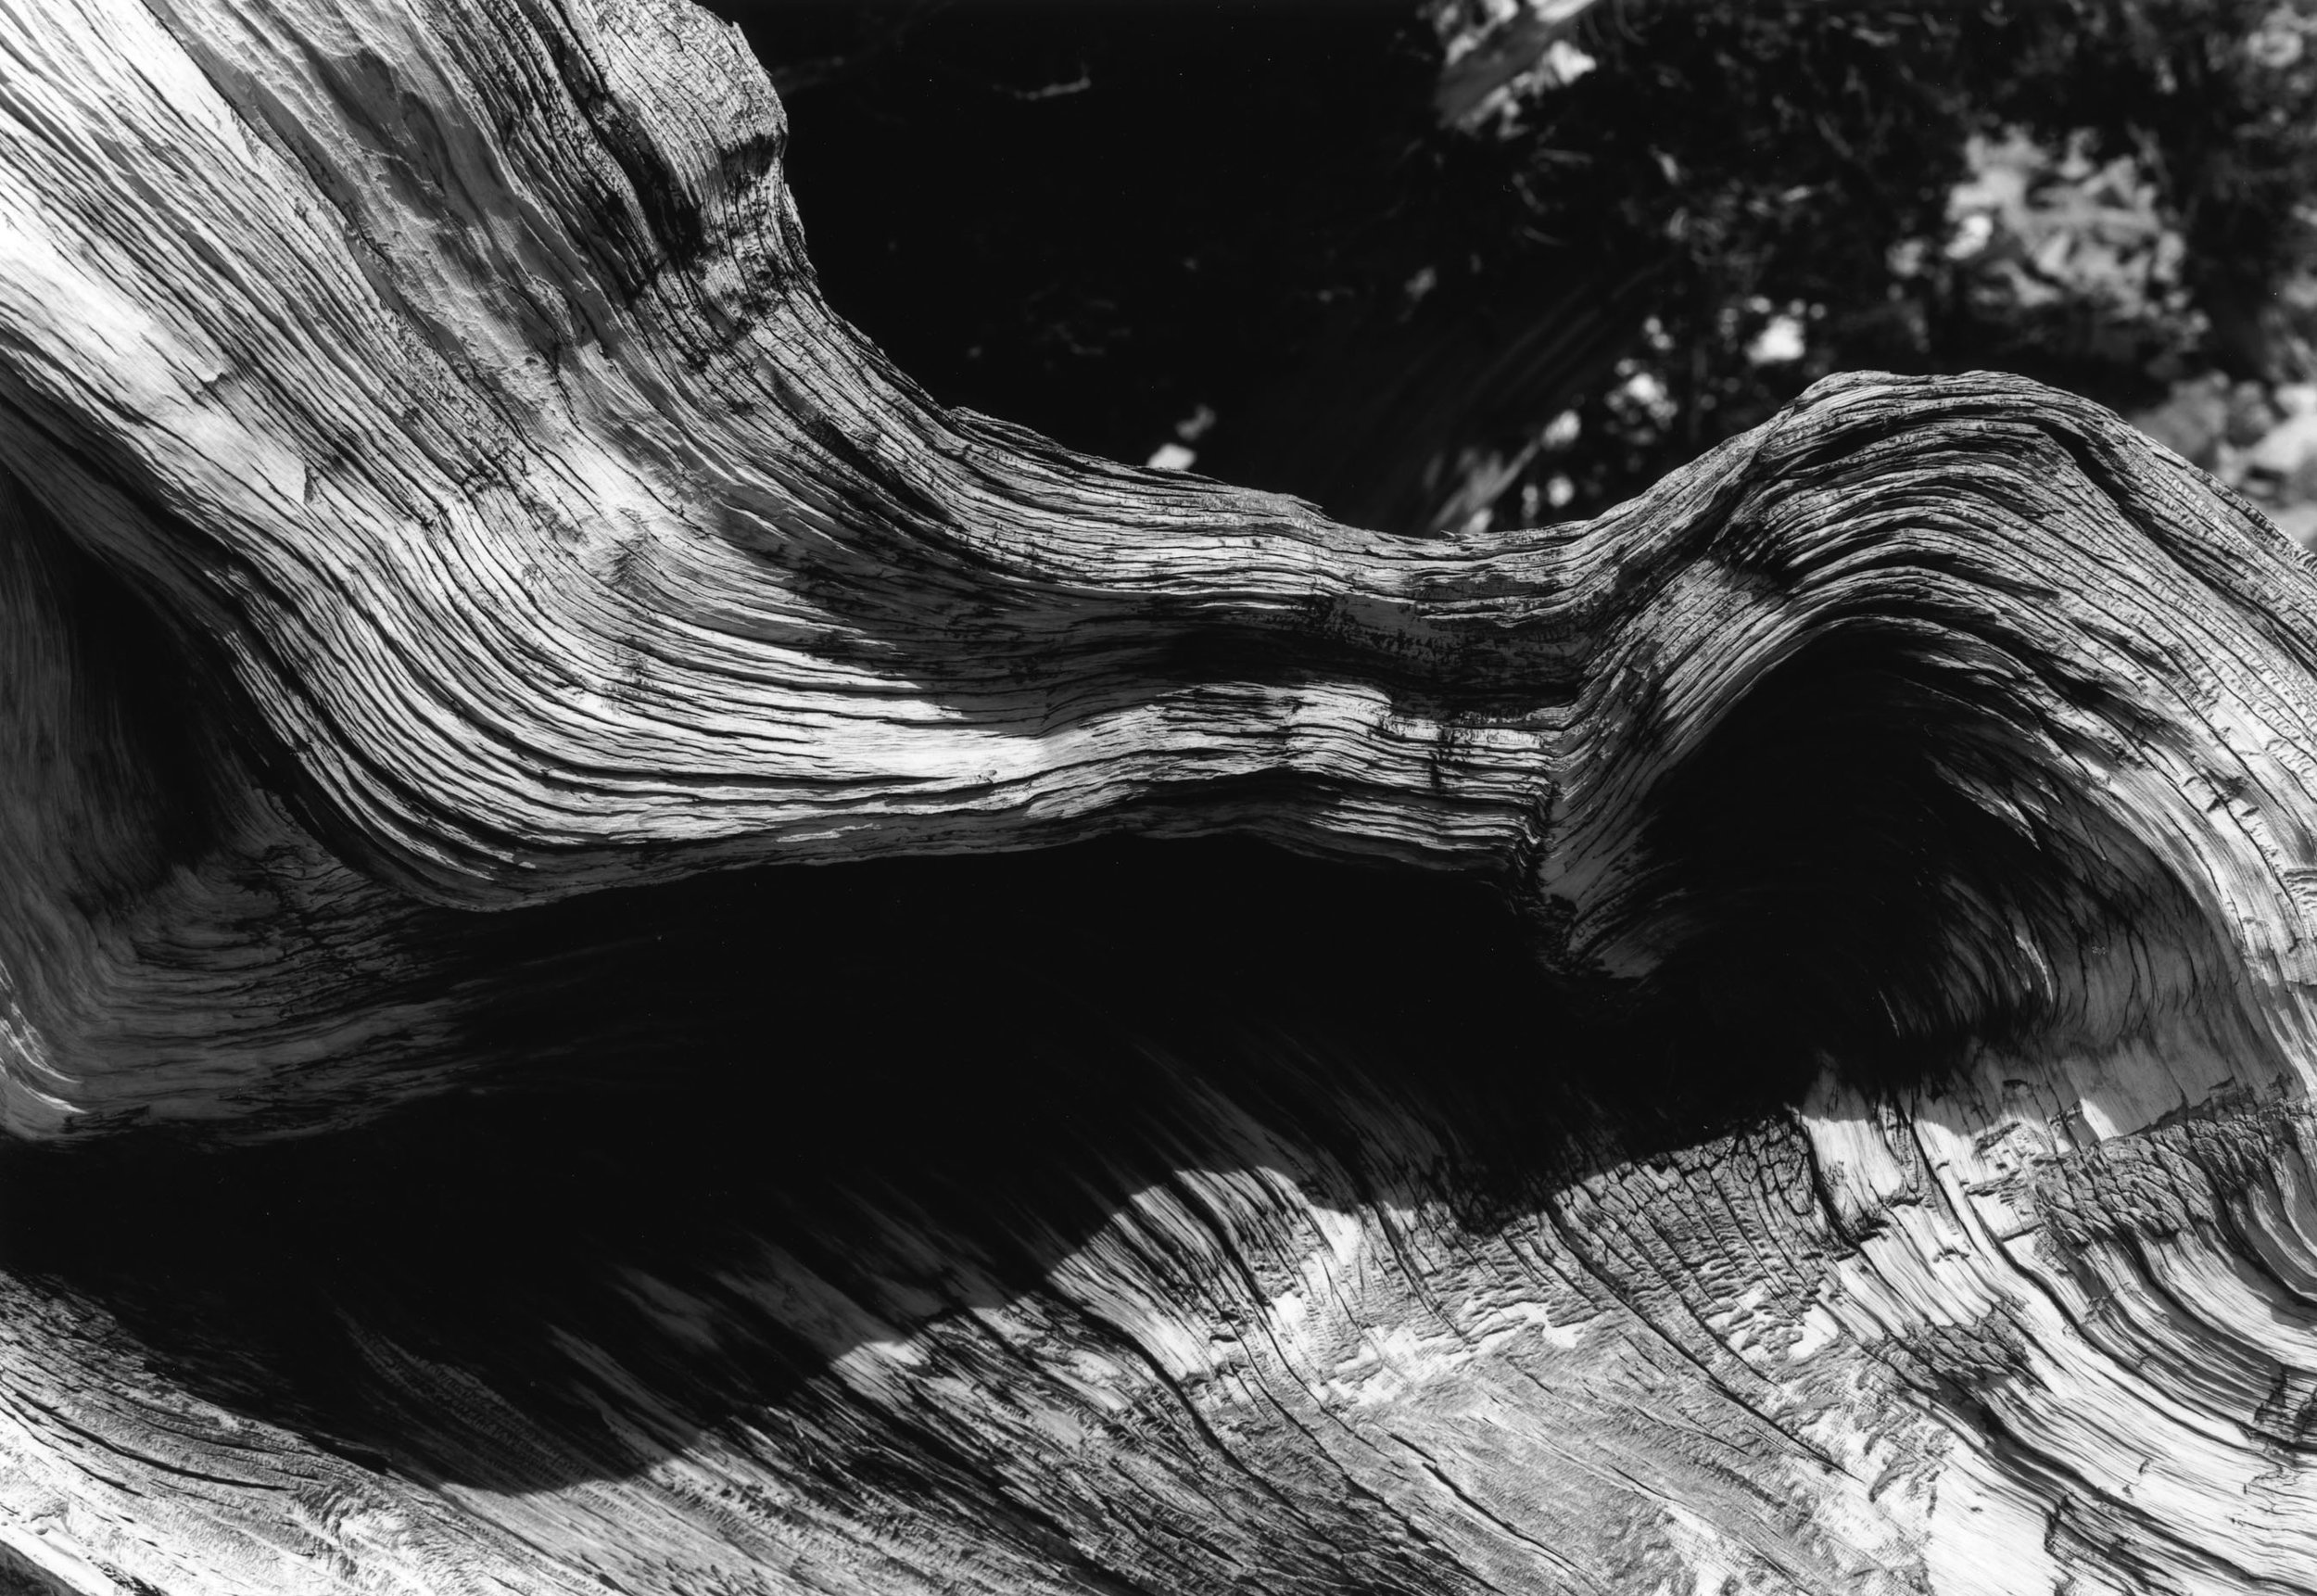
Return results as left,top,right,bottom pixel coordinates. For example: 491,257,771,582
6,1,2317,1591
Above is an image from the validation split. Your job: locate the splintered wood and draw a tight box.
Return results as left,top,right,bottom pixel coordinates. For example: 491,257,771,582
4,0,2317,1590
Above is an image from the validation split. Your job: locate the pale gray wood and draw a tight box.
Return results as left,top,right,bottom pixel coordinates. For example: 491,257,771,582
3,1,2317,1591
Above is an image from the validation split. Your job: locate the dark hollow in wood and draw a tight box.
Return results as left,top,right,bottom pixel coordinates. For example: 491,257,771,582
6,0,2317,1590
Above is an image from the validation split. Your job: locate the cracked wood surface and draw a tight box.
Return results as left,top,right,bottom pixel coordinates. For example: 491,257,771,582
6,0,2317,1591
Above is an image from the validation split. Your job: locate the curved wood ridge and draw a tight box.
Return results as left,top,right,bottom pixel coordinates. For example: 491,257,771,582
3,0,2317,1591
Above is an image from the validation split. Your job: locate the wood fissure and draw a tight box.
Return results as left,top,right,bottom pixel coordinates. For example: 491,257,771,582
5,0,2317,1590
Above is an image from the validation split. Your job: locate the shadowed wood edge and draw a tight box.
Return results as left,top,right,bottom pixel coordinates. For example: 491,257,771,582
4,0,2317,1590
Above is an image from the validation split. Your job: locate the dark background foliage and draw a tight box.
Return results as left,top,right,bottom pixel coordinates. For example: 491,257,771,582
715,0,2317,533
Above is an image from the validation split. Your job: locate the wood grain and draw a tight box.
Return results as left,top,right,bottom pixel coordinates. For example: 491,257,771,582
4,0,2317,1590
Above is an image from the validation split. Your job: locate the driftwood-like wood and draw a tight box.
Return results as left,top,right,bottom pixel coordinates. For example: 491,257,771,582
7,2,2317,1592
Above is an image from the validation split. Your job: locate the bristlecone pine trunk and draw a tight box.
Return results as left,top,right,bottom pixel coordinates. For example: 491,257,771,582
4,4,2317,1594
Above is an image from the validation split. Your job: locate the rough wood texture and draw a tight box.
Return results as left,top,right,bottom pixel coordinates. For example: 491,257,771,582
6,1,2317,1591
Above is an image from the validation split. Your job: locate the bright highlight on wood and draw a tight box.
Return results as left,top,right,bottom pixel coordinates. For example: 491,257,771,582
5,0,2317,1590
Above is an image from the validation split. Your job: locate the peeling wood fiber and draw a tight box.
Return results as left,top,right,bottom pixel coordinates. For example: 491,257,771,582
6,1,2317,1592
4,0,2317,1134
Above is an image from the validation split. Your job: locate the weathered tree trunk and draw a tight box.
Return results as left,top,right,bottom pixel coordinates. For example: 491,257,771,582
6,3,2317,1593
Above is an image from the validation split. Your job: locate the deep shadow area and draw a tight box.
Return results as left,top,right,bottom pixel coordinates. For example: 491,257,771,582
1627,623,2236,1090
0,831,1814,1495
711,0,1657,537
717,0,1664,535
716,0,1440,473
